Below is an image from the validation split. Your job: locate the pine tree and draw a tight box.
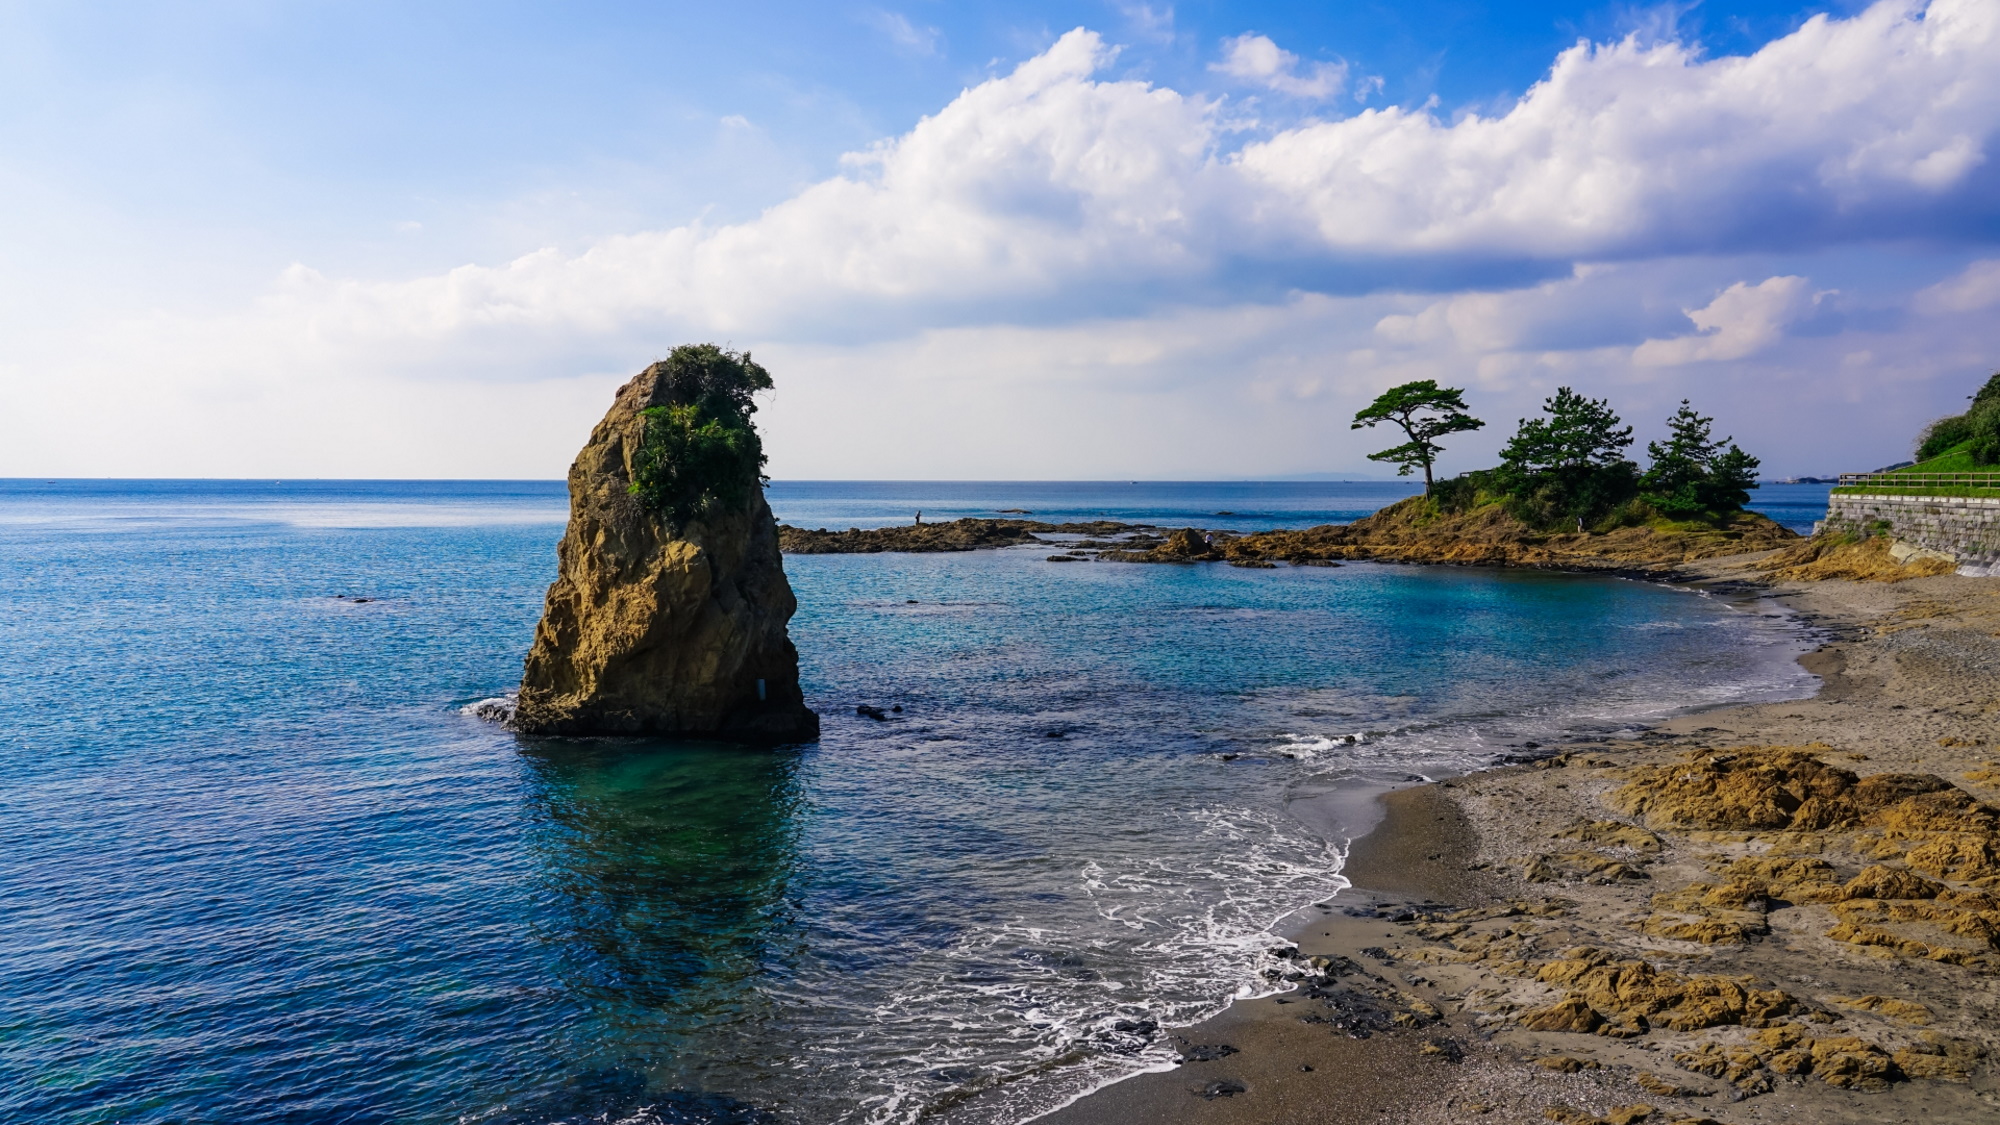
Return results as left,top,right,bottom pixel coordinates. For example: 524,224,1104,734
1497,387,1638,527
1499,388,1633,475
1350,380,1484,492
1640,400,1760,516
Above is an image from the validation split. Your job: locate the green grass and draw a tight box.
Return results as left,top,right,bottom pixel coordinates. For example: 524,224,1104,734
1895,443,1988,475
1831,443,2000,498
1832,485,2000,498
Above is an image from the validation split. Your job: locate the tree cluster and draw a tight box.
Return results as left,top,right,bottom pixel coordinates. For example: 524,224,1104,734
1916,371,2000,465
628,344,773,528
1492,387,1638,527
1350,381,1761,529
1628,399,1760,519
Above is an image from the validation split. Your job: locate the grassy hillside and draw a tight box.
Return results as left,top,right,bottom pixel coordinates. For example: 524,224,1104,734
1835,441,2000,498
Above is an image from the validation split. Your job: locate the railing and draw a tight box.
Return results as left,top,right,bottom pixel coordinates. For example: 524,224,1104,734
1836,472,2000,492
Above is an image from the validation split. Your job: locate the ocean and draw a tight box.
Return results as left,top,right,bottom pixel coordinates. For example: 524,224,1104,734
0,480,1823,1125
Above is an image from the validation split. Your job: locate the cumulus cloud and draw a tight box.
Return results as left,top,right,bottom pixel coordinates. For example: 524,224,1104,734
8,0,2000,478
1915,257,2000,313
1212,34,1348,99
1632,276,1820,366
1234,0,2000,258
233,0,1997,370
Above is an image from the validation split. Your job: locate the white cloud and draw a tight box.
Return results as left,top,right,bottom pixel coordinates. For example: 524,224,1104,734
1632,276,1818,366
6,1,2000,479
1116,3,1176,45
1212,34,1348,99
1234,0,2000,258
174,0,1997,374
9,249,1996,479
863,9,942,57
1915,257,2000,312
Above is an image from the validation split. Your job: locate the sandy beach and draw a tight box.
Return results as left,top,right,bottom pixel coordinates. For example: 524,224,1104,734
1044,557,2000,1125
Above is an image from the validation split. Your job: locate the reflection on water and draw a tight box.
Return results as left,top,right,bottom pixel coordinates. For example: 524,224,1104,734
513,740,806,1121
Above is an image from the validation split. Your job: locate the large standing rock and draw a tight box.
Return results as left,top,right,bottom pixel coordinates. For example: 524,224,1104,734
515,362,819,742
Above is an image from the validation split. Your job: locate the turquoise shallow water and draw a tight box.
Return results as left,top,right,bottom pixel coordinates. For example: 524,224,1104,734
0,481,1817,1125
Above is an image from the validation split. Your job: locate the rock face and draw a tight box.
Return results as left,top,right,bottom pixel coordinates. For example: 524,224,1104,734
515,364,819,742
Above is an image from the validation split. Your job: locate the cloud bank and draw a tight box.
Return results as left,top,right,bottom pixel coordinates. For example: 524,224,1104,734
266,0,1995,358
6,0,2000,478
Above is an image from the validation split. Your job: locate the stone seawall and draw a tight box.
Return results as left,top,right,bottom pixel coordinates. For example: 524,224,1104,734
1818,493,2000,575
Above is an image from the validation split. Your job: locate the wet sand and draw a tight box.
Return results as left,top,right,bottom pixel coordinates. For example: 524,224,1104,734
1035,785,1489,1125
1042,559,2000,1125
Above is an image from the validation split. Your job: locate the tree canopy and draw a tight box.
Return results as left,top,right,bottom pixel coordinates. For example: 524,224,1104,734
628,344,773,526
1495,387,1638,527
1499,388,1633,475
1350,380,1484,490
1916,371,2000,465
1639,400,1760,516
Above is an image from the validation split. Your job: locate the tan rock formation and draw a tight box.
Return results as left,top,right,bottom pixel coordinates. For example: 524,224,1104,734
1761,532,1958,582
515,361,819,742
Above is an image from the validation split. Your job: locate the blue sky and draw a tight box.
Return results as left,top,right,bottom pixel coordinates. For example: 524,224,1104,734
2,0,1995,478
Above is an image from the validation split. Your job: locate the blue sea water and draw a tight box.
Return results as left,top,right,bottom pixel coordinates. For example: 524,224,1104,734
768,479,1833,535
0,480,1821,1125
1741,482,1834,535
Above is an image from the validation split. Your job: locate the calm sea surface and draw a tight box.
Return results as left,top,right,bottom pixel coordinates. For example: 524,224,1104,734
0,480,1822,1125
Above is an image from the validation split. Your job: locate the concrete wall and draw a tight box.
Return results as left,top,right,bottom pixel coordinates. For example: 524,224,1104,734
1818,493,2000,575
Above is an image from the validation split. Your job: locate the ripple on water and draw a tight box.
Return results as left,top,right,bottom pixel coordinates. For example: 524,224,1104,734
0,483,1817,1125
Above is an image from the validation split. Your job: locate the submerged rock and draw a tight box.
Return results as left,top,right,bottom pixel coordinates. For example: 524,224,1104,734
515,352,819,743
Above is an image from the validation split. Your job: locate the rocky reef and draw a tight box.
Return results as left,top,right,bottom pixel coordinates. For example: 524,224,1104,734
1122,497,1799,571
778,517,1142,554
1759,532,1960,583
515,355,819,742
778,497,1800,577
1404,742,2000,1100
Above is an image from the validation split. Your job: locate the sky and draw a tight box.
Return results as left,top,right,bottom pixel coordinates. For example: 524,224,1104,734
2,0,1997,480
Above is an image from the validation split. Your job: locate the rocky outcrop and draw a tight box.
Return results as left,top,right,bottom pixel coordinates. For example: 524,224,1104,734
1760,532,1959,582
1080,499,1797,571
778,518,1143,554
777,498,1799,575
515,363,818,742
1206,497,1797,570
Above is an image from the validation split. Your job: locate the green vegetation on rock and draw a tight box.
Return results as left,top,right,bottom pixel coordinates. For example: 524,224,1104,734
1415,392,1760,533
1494,386,1640,529
627,344,772,527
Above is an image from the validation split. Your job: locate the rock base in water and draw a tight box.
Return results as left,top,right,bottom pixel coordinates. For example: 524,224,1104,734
516,362,818,743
